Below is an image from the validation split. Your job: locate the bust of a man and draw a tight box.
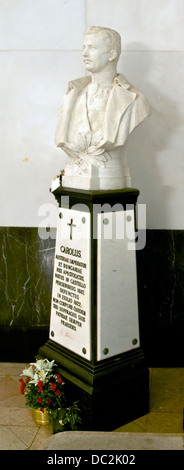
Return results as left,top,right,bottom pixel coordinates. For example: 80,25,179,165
55,26,150,190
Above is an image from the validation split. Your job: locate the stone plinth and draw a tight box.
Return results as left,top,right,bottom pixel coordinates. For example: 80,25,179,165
39,186,149,431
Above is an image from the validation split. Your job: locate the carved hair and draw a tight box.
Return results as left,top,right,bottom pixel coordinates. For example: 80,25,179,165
86,26,121,61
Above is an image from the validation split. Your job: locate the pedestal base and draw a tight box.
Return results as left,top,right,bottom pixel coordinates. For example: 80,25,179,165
39,340,149,431
62,174,131,191
62,147,131,191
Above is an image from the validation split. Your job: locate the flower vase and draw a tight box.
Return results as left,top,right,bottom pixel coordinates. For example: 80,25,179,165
32,408,50,426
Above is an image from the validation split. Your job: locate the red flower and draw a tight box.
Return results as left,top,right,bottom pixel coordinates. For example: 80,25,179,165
37,397,42,403
47,399,51,405
58,378,63,384
37,380,43,388
40,408,44,412
20,381,25,395
50,383,57,391
56,390,60,396
37,380,43,393
19,378,23,382
26,377,29,383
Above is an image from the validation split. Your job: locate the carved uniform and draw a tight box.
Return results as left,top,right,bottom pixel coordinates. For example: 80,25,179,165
55,73,150,156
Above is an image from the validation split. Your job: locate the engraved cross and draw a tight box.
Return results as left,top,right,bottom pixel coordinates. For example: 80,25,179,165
67,218,76,240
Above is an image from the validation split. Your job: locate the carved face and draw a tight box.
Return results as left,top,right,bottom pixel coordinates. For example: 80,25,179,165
83,34,111,73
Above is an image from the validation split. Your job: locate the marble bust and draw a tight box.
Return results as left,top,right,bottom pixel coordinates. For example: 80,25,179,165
55,26,151,190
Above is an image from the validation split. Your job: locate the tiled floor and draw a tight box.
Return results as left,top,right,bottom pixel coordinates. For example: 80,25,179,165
0,363,183,450
115,368,184,434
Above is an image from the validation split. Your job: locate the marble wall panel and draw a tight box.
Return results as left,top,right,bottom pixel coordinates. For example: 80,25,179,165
0,227,184,330
0,0,86,50
86,0,184,51
1,47,183,229
120,51,184,229
0,227,56,327
136,229,184,364
0,226,184,365
0,51,84,227
137,230,184,329
0,0,183,231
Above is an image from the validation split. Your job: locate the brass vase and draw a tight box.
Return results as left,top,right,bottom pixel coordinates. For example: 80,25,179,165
32,408,50,426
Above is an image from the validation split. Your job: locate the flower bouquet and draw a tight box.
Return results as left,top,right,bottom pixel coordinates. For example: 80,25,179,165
19,358,81,430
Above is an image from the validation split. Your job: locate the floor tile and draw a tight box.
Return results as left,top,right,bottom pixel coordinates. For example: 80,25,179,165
29,424,53,450
0,364,183,449
0,394,26,408
0,376,20,401
0,425,27,450
150,390,184,413
150,368,184,412
0,362,28,376
115,422,145,433
115,415,147,432
8,425,39,448
145,412,183,433
0,406,36,426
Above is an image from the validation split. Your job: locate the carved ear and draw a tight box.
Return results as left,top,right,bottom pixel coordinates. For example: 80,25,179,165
108,49,118,62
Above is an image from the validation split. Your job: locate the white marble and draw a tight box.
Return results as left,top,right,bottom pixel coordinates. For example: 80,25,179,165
1,46,184,228
86,0,184,51
97,210,140,360
0,51,84,226
0,1,183,229
62,147,131,190
0,0,86,50
123,51,184,229
41,431,184,451
49,208,91,360
56,26,150,190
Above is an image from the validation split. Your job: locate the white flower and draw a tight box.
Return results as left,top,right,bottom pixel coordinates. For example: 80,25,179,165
21,365,34,379
30,359,56,372
45,359,56,371
29,372,40,385
37,369,48,384
21,359,57,385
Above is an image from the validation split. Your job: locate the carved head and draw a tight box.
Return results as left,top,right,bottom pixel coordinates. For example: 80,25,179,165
83,26,121,73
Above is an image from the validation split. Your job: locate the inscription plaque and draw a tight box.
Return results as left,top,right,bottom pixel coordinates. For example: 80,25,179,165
49,207,91,360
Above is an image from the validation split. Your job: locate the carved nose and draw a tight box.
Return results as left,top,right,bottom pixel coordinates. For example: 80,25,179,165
83,47,89,57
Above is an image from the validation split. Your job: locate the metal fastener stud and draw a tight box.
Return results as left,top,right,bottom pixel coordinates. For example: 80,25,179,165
103,348,109,355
